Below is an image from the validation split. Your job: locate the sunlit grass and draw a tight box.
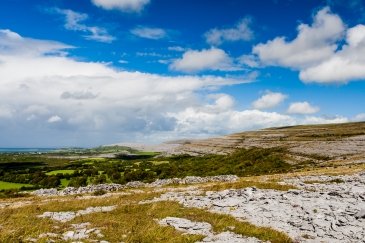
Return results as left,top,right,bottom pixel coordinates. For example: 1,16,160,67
45,170,75,176
0,181,33,190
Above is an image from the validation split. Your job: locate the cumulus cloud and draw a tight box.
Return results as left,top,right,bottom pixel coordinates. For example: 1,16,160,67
252,91,287,110
253,7,365,84
300,24,365,83
91,0,150,12
170,48,239,73
131,26,167,40
287,102,320,114
205,18,253,46
167,101,348,138
53,8,115,43
253,7,344,69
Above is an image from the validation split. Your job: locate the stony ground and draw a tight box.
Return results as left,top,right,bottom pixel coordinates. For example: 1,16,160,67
1,167,365,243
143,173,365,243
158,217,263,243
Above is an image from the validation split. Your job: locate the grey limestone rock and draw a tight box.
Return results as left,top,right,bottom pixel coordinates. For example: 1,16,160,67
148,173,365,243
158,217,262,243
32,175,239,196
38,205,116,222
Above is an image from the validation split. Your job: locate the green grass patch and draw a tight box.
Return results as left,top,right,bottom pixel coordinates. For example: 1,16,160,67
152,160,170,165
46,169,75,175
0,181,33,190
60,178,70,187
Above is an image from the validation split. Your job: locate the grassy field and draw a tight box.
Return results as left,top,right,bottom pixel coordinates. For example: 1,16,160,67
46,169,75,175
60,178,70,187
0,188,292,243
1,163,365,242
0,181,33,190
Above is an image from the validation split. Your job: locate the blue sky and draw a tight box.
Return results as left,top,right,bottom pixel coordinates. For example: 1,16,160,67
0,0,364,147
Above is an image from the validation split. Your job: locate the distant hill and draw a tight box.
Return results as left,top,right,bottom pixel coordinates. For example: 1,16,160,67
162,121,365,165
110,122,365,165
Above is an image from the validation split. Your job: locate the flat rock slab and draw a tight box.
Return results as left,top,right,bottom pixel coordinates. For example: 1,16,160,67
159,217,213,236
26,222,106,242
38,205,116,222
200,231,263,243
158,217,262,243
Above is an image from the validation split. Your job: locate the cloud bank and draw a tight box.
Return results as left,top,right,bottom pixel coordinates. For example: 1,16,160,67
0,28,355,146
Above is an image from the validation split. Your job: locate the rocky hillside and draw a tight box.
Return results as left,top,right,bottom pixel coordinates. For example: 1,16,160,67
161,122,365,165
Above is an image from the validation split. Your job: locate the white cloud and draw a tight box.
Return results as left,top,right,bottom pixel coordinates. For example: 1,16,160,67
53,8,115,43
303,115,348,124
204,94,235,112
0,28,355,147
253,7,365,84
252,91,287,110
169,105,296,136
287,102,320,114
131,26,167,40
0,29,72,56
299,24,365,83
253,7,345,69
48,115,62,123
91,0,150,12
169,98,347,137
238,54,260,68
205,18,253,46
170,48,239,73
0,29,254,146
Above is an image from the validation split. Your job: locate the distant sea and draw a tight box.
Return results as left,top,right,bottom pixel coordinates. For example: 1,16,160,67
0,148,57,153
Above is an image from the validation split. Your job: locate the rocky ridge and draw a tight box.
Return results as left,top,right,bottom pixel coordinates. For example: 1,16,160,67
31,175,239,196
157,122,365,164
